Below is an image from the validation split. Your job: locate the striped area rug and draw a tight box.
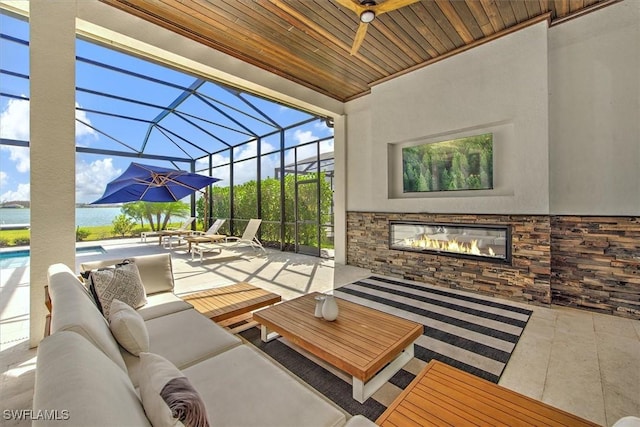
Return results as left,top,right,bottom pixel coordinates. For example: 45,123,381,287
241,275,532,421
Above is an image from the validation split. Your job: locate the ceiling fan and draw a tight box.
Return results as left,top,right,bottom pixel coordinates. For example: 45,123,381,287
335,0,421,55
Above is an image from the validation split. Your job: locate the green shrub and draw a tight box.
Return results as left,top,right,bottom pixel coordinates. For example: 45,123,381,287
76,226,90,242
13,237,30,246
0,237,9,247
112,214,134,237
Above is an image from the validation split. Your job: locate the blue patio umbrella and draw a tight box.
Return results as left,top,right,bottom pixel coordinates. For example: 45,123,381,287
92,162,220,204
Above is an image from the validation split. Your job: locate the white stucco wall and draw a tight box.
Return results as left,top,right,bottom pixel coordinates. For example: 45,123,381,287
345,22,550,215
549,0,640,215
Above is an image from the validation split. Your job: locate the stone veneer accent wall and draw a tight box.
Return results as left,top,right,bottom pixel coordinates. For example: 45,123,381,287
551,216,640,319
346,212,552,306
346,212,640,319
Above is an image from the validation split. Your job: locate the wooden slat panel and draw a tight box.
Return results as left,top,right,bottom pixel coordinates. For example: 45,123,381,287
495,0,518,26
435,0,476,44
510,0,532,21
377,360,600,427
480,0,507,32
465,0,494,37
450,0,485,40
555,0,572,17
100,0,615,102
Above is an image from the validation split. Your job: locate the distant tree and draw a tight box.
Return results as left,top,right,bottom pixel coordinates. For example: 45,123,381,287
76,226,90,241
121,201,189,231
121,202,147,228
112,214,134,237
466,174,482,189
417,173,429,192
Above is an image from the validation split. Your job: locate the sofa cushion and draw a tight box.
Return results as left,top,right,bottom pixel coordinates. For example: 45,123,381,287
47,263,127,372
139,352,209,427
110,299,149,356
124,309,242,387
139,292,193,321
81,253,175,295
33,331,151,427
89,260,147,318
182,345,347,427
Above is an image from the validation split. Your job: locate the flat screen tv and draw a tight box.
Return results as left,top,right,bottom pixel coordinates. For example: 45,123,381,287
402,132,493,193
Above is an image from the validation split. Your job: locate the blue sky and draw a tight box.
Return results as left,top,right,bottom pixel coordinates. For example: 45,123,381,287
0,12,334,204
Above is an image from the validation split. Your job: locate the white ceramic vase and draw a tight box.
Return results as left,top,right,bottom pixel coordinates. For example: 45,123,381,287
322,294,339,321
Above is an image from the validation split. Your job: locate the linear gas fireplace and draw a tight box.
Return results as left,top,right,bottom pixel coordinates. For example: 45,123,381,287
389,221,511,264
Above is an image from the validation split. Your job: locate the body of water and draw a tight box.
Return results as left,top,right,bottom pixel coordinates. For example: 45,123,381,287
0,207,122,227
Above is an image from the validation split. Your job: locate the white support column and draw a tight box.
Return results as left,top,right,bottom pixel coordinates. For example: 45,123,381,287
332,115,347,265
29,0,77,348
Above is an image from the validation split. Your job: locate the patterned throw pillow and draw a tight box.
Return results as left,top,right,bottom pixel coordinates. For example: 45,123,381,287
139,352,209,427
89,260,147,319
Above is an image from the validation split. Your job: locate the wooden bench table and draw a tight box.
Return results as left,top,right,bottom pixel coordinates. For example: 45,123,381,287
183,282,281,333
376,359,599,427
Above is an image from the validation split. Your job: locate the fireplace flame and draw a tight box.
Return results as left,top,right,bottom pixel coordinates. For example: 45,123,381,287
406,236,490,257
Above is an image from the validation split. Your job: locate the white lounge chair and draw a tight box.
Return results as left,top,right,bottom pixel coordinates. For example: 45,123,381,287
141,217,196,243
225,219,265,252
192,218,264,262
192,218,226,237
159,217,196,248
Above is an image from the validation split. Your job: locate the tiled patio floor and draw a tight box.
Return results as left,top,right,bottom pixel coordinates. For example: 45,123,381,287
1,238,638,426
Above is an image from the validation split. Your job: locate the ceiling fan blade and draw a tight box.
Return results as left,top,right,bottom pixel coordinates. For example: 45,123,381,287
375,0,420,15
350,22,369,55
335,0,365,15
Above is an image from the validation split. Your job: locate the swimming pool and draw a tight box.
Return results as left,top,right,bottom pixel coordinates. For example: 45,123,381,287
0,245,106,269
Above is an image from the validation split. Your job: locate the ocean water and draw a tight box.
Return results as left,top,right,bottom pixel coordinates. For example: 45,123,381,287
0,207,123,227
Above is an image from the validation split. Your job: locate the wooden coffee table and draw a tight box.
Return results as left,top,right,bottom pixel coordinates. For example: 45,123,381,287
183,282,281,333
253,292,423,403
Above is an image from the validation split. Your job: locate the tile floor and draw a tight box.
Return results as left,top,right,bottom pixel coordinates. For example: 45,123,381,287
1,238,638,426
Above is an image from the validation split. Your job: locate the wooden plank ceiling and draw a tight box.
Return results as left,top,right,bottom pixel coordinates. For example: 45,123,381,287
101,0,617,102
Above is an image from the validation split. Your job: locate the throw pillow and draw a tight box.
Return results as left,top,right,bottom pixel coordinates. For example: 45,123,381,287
139,352,209,427
89,260,147,319
109,299,149,356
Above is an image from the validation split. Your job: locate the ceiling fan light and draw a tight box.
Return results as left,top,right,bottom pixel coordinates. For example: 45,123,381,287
360,10,375,23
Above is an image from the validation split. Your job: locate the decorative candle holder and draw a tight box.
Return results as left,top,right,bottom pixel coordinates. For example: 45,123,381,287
314,295,325,317
321,294,339,321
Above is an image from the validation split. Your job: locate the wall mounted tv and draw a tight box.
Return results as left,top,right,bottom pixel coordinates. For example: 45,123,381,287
402,133,493,193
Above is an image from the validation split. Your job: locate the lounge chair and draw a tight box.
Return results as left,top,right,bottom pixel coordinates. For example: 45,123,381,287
179,219,227,252
159,217,196,248
141,217,196,243
225,219,265,252
192,218,226,237
192,218,264,262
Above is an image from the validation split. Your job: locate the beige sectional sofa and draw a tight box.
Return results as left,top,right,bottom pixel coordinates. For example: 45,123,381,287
33,253,375,427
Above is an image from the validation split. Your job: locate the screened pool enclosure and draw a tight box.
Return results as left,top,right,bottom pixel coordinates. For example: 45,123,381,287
0,12,335,256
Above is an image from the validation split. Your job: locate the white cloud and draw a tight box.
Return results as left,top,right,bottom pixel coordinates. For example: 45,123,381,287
0,146,30,173
0,98,30,140
292,129,316,145
0,158,122,203
0,183,30,202
74,102,98,142
0,99,99,177
0,99,97,164
75,158,122,203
